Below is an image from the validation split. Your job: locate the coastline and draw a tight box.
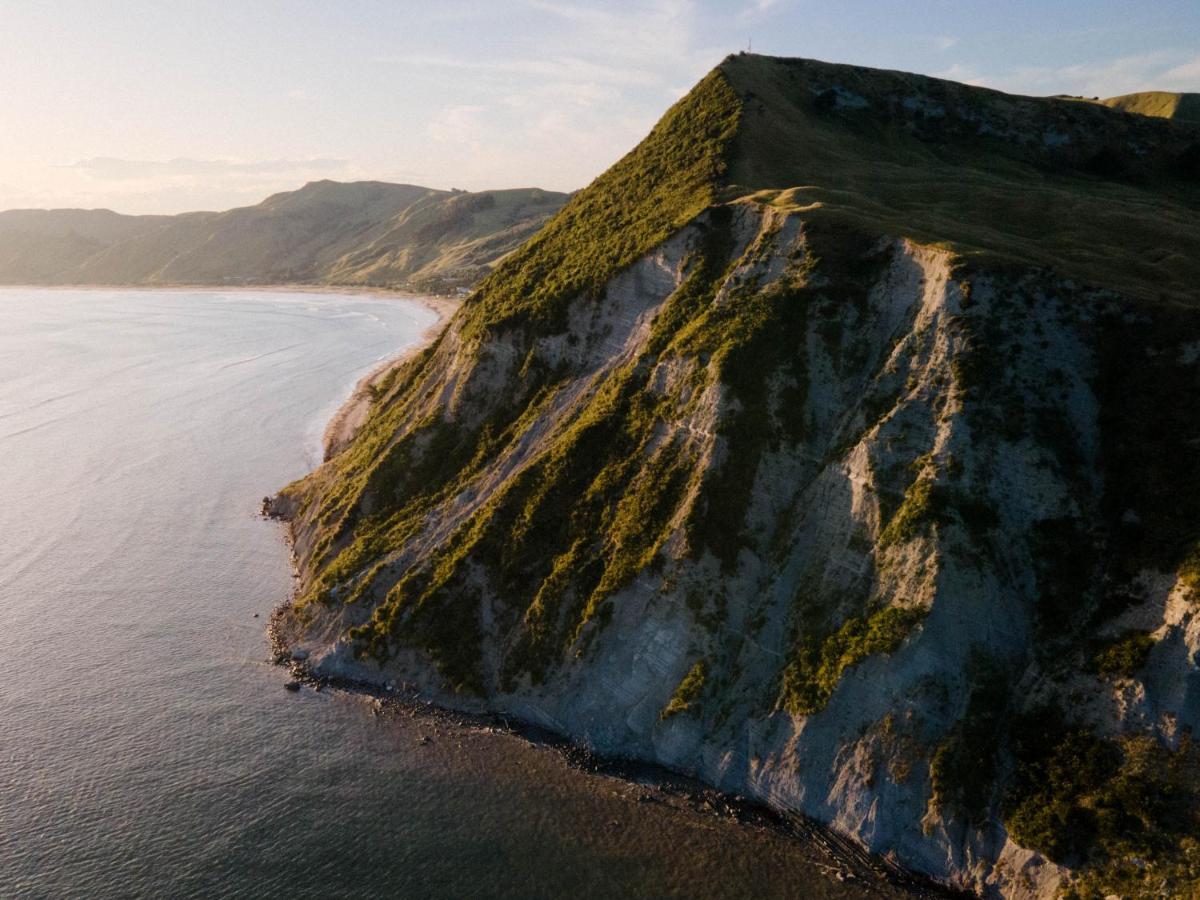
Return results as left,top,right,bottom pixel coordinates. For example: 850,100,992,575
262,313,961,900
0,280,462,322
315,292,458,459
264,606,957,898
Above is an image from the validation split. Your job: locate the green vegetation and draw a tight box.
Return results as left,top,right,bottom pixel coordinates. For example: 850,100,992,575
1095,308,1200,583
780,606,925,715
1098,90,1200,124
1004,711,1200,890
1183,542,1200,601
662,660,708,719
720,54,1200,307
459,69,742,342
1093,630,1156,678
1030,516,1100,643
878,477,936,550
929,657,1009,825
280,71,744,689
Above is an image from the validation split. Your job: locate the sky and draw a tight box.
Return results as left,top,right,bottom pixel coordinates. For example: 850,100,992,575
1,0,1198,214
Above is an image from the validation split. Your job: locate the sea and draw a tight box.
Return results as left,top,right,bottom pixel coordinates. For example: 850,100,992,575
0,288,905,899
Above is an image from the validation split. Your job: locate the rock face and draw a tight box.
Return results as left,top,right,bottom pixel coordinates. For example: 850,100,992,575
273,56,1200,898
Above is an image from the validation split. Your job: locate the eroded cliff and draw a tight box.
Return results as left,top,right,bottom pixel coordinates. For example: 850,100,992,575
271,56,1200,898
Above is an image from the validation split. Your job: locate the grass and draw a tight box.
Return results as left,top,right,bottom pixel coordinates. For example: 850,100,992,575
780,606,925,715
662,660,708,719
1092,630,1156,679
929,656,1009,825
1098,91,1200,124
878,477,936,550
457,69,741,343
1183,542,1200,601
1004,710,1200,887
719,54,1200,307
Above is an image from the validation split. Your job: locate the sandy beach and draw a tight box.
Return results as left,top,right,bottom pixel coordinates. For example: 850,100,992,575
318,290,459,459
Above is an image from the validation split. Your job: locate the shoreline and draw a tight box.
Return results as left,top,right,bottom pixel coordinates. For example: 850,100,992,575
0,280,462,323
264,605,958,899
315,291,458,459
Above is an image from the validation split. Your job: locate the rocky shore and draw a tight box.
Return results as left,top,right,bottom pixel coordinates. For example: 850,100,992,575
263,604,958,898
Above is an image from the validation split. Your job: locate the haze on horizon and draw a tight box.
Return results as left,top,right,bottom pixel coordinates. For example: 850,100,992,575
2,0,1197,215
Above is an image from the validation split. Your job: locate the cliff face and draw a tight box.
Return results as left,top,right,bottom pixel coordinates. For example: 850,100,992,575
273,57,1200,898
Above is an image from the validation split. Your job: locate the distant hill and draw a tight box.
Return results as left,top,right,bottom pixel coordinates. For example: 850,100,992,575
0,181,567,292
1100,90,1200,123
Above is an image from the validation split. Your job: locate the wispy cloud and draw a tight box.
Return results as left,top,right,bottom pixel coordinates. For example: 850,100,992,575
379,52,665,89
65,156,351,181
737,0,784,24
425,106,486,144
1160,57,1200,90
4,157,363,214
370,0,726,194
938,50,1200,99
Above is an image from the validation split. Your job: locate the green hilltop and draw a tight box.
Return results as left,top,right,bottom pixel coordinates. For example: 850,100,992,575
1100,90,1200,123
718,55,1200,304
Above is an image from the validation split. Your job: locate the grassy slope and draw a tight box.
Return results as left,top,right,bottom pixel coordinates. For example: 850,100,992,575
719,54,1200,305
323,188,565,289
1101,90,1200,124
0,209,168,282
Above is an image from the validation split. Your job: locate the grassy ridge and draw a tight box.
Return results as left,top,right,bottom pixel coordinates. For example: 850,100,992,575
720,54,1200,305
1100,91,1200,124
457,69,742,341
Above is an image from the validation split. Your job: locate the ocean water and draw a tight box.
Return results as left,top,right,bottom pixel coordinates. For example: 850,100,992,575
0,288,900,899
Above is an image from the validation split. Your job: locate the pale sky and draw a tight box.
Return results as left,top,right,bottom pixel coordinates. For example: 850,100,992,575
1,1,1197,214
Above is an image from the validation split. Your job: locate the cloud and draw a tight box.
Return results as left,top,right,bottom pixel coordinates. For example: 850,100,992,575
737,0,783,23
944,51,1200,99
1159,57,1200,91
2,157,364,214
426,106,486,144
382,52,664,89
934,35,959,52
931,63,988,87
65,156,351,181
520,0,700,71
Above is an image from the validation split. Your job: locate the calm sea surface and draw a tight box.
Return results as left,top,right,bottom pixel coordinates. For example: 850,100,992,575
0,288,897,899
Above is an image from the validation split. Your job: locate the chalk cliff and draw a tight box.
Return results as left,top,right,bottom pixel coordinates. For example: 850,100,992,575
272,55,1200,898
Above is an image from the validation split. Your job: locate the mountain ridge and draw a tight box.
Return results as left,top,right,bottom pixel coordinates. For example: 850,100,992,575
0,180,568,292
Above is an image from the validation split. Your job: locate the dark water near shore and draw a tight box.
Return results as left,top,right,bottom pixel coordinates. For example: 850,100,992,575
0,288,899,899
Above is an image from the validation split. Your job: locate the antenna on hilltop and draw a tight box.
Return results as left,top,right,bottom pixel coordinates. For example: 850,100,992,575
748,37,752,53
